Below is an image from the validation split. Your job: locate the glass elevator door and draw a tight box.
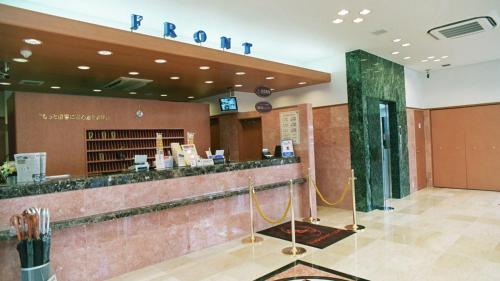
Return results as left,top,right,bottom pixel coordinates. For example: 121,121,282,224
379,103,392,206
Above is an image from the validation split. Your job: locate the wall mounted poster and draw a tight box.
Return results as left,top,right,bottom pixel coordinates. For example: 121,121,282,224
280,111,300,144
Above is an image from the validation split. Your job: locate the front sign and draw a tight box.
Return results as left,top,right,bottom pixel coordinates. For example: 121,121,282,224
255,101,272,113
132,14,253,55
255,86,272,98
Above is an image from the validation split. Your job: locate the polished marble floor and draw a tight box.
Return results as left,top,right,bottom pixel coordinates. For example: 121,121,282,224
108,187,500,281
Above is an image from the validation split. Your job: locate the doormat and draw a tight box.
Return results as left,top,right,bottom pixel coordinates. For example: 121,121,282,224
257,221,354,249
255,260,370,281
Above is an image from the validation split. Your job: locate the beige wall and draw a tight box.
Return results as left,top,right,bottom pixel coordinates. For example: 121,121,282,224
11,92,210,176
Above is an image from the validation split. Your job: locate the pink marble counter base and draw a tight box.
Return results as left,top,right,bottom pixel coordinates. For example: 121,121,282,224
0,183,309,281
0,164,303,231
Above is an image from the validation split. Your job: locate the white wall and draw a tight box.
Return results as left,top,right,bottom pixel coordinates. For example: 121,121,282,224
420,59,500,108
198,53,348,115
404,68,427,108
199,58,500,114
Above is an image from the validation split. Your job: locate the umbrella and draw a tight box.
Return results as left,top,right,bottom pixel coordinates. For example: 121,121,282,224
12,208,52,271
24,213,35,268
32,214,44,266
10,215,27,268
40,208,51,264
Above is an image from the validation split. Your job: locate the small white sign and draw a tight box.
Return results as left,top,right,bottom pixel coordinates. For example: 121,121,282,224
281,140,295,158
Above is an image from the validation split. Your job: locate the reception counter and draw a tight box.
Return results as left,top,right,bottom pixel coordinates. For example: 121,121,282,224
0,157,310,281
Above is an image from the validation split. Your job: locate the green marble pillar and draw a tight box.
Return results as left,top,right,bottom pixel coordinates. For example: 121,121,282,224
346,50,410,212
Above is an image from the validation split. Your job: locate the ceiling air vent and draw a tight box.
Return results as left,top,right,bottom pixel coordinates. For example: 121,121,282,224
19,80,45,86
371,29,388,36
428,16,497,40
103,77,153,91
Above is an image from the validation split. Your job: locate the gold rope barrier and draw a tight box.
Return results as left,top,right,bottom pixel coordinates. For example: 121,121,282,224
252,188,292,225
311,177,351,207
242,177,264,244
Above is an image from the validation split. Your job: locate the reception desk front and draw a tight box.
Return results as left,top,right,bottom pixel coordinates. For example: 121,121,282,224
0,157,309,281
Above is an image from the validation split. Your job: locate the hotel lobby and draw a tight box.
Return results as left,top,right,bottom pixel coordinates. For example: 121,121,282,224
0,1,499,281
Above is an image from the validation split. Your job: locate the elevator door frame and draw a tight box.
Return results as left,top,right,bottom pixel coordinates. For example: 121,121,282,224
380,103,393,201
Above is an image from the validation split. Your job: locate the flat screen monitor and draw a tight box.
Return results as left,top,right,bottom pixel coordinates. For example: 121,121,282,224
219,97,238,112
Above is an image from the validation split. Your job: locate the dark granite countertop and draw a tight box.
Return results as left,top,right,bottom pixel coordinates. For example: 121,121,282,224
0,157,300,200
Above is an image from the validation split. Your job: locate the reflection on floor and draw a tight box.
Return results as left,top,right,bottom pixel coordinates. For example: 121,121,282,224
107,187,500,281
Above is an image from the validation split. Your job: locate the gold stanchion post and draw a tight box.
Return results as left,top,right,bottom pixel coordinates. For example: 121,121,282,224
345,169,366,232
242,177,264,244
282,179,307,256
302,168,320,224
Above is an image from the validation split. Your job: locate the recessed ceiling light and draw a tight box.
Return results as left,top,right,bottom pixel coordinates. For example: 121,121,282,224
441,55,449,59
270,88,275,91
170,76,180,80
392,51,400,55
265,76,275,80
50,86,61,89
129,92,137,95
434,59,441,62
402,43,411,47
332,19,343,24
155,59,167,64
359,9,371,15
393,38,401,43
421,59,429,62
235,72,246,75
93,89,102,92
338,9,349,16
353,18,364,23
427,56,435,59
161,94,168,97
78,65,90,70
298,82,307,85
204,80,214,84
0,82,11,86
23,38,42,45
97,50,112,56
199,66,210,70
187,96,195,99
13,58,29,63
403,56,411,60
128,71,139,75
235,84,243,88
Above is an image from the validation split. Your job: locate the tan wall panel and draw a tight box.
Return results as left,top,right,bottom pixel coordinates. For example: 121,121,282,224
13,92,210,176
464,104,500,191
431,108,467,188
414,110,427,189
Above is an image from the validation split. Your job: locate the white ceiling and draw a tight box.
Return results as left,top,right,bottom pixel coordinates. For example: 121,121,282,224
1,0,500,72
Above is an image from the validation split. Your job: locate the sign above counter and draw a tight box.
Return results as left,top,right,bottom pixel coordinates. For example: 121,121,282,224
130,14,254,55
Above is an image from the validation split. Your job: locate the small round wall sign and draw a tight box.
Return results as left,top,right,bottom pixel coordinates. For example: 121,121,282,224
136,110,144,118
255,86,272,98
255,101,272,113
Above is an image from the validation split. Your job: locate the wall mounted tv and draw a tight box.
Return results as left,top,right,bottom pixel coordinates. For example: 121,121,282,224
219,97,238,112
